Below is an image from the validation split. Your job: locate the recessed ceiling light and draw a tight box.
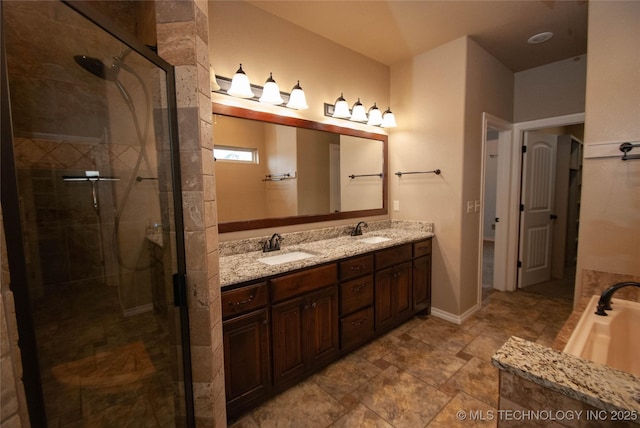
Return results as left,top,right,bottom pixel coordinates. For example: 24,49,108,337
528,31,554,44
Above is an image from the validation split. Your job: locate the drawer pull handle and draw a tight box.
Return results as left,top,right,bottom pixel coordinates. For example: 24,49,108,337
351,317,368,326
350,264,366,271
228,294,254,307
351,283,367,292
417,246,430,251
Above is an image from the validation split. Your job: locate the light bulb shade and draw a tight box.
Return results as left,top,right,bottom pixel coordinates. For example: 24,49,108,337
259,73,284,105
333,93,351,118
381,107,397,128
350,98,368,122
367,103,383,126
286,81,308,109
227,64,254,98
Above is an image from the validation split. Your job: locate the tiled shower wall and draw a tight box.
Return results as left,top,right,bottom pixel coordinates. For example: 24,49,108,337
155,0,225,426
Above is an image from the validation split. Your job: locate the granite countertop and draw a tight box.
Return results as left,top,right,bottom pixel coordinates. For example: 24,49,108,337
493,336,640,414
218,220,434,288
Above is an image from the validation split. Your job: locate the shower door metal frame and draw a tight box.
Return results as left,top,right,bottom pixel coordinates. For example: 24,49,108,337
0,1,195,425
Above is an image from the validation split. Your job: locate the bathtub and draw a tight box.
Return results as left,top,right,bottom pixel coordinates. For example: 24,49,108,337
563,295,640,376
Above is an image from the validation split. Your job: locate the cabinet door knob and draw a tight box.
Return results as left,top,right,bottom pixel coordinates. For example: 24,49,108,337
262,320,268,326
311,302,317,309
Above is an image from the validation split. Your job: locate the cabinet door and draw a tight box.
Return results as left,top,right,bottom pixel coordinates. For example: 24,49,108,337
413,255,431,314
307,286,339,368
375,267,395,331
375,262,413,331
272,295,306,390
223,309,271,419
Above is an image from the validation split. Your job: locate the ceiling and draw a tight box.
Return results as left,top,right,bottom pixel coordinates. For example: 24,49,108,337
245,0,588,72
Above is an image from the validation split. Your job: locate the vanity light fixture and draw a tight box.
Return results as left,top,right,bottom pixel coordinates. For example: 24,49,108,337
286,81,308,110
324,96,398,128
332,93,351,118
227,64,254,98
350,98,368,122
213,63,308,110
366,103,383,126
259,72,284,105
381,107,397,128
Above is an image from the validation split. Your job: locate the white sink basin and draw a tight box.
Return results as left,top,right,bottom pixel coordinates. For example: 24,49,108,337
358,236,391,244
258,251,316,266
563,295,640,376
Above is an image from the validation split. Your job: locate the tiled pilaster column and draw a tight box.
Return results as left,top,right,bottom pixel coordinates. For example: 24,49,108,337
155,1,225,426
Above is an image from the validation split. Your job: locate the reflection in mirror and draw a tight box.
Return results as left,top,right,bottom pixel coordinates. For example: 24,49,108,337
212,104,387,232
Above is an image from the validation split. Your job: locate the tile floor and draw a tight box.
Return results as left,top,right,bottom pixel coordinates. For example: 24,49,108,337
229,289,573,428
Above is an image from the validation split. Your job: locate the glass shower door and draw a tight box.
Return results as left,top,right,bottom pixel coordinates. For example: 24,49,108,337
2,1,192,426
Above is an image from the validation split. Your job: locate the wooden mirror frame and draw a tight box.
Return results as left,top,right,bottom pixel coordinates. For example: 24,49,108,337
213,103,388,233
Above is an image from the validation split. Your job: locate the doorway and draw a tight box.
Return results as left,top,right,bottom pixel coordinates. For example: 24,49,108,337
1,1,194,425
479,113,584,304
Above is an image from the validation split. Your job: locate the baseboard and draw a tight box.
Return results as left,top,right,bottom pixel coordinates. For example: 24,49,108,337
430,303,481,325
123,303,153,317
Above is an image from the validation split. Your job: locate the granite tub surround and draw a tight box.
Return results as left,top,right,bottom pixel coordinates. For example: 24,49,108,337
218,220,434,287
493,336,640,424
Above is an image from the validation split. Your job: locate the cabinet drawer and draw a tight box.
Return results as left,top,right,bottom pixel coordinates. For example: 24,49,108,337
222,282,268,320
270,264,337,303
340,306,374,350
339,255,374,281
375,244,412,269
340,275,374,315
413,239,432,258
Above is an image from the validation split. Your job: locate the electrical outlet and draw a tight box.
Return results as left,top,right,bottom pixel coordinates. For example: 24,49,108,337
393,200,400,211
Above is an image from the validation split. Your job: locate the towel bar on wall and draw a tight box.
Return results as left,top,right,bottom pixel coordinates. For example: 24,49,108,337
395,169,441,177
620,142,640,160
348,173,383,179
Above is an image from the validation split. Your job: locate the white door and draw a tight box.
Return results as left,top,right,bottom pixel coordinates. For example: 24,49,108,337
519,131,558,287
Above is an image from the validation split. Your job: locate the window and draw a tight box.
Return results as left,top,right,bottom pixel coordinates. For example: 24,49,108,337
213,146,258,163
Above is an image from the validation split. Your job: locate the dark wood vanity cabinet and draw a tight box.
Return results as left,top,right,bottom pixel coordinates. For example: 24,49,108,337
222,283,270,420
270,264,339,392
222,238,432,422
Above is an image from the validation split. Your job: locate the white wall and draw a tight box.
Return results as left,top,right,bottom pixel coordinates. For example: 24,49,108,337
514,54,587,122
391,36,513,317
576,1,640,293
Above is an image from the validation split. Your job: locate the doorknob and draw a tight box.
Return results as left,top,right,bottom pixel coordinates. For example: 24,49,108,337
550,214,558,220
495,217,500,223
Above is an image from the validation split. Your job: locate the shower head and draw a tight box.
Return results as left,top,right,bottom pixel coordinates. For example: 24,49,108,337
74,55,117,81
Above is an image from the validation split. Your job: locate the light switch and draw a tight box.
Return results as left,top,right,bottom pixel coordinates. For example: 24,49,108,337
466,201,474,213
475,200,481,212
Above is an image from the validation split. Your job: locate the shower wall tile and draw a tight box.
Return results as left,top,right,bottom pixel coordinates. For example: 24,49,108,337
155,0,195,23
184,231,207,271
182,191,205,231
177,108,201,152
179,151,204,191
186,270,209,308
203,175,216,202
189,308,212,347
175,65,199,108
156,22,197,67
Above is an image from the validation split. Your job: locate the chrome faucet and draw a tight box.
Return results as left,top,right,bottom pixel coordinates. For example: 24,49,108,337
595,281,640,316
350,221,368,236
262,233,282,252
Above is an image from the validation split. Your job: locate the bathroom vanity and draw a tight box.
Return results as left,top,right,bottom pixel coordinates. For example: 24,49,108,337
218,221,433,420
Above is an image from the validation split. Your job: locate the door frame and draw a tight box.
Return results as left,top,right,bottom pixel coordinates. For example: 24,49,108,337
507,113,585,291
479,112,585,300
479,114,513,306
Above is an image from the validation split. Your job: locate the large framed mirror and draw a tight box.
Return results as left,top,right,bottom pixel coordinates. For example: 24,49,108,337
213,103,388,233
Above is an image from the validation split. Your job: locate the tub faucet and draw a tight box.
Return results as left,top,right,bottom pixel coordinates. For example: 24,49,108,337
262,233,282,252
350,221,368,236
595,281,640,316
